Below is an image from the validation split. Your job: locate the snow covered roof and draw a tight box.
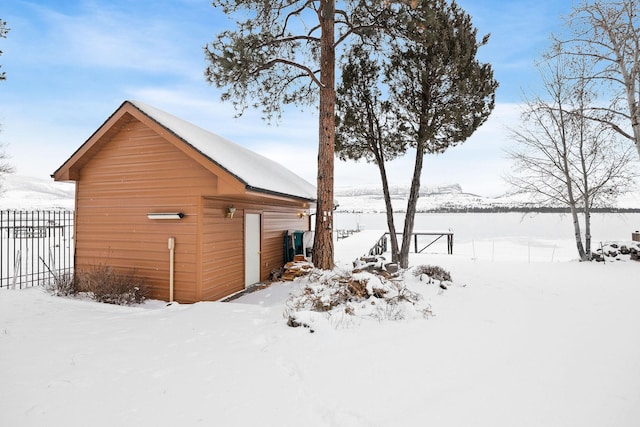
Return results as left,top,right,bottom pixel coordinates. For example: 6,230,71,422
128,100,316,201
53,100,316,202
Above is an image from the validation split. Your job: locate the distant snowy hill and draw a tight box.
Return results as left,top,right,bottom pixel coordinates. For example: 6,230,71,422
336,183,465,197
335,184,519,212
0,175,637,212
335,183,640,212
0,175,75,210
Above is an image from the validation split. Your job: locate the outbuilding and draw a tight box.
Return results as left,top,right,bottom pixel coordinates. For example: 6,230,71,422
53,100,316,302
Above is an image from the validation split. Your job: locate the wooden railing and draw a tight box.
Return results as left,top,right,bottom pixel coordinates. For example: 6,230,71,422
369,231,454,256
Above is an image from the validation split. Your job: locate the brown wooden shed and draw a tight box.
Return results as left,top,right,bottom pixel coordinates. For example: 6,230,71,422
53,100,316,303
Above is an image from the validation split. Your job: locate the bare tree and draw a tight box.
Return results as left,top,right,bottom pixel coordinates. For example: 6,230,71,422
553,0,640,158
507,55,638,260
0,20,13,189
0,138,14,195
1,19,8,81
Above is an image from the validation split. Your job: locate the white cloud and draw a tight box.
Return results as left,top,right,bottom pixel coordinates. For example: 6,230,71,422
13,1,207,79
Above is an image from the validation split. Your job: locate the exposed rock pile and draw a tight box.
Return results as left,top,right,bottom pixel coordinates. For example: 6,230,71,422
593,241,640,262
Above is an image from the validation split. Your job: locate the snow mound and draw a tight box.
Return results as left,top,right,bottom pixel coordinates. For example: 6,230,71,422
284,257,440,331
594,241,640,262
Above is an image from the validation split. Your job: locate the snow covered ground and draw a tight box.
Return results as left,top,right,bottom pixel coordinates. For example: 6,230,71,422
1,230,639,427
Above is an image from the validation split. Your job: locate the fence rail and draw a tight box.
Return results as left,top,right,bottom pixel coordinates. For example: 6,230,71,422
0,210,74,289
369,231,454,256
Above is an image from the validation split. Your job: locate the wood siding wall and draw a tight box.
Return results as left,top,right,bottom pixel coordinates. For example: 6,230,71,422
74,118,217,303
72,116,312,303
200,197,310,301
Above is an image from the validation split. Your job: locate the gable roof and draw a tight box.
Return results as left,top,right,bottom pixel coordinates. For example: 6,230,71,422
53,100,317,202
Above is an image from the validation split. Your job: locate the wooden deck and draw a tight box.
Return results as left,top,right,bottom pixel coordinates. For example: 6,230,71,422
335,230,388,263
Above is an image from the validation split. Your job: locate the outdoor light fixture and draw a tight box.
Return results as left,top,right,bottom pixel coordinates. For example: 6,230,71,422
298,211,309,218
147,213,185,220
227,206,236,219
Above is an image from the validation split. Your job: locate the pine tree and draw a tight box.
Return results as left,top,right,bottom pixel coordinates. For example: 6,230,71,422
385,0,498,268
204,1,393,270
336,44,407,263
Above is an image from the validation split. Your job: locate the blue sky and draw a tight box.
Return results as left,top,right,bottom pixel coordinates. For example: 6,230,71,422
1,0,574,196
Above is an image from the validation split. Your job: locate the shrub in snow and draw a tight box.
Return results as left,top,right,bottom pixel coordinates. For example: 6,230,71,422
284,262,432,330
352,256,398,278
45,272,79,297
77,264,149,305
412,265,452,284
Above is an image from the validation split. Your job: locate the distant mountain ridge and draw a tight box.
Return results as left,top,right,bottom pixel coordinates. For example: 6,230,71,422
336,183,467,197
0,175,637,212
335,183,640,212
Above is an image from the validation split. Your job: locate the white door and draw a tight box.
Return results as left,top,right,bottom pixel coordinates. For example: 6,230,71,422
244,213,261,288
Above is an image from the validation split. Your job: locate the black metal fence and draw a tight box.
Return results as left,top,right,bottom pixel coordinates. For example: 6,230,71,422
0,210,74,289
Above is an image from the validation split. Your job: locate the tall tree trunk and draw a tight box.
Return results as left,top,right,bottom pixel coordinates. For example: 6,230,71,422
564,156,587,260
633,122,640,159
627,93,640,159
376,154,400,263
569,203,587,260
312,0,336,270
557,101,587,261
583,203,592,258
399,143,425,268
578,125,592,260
